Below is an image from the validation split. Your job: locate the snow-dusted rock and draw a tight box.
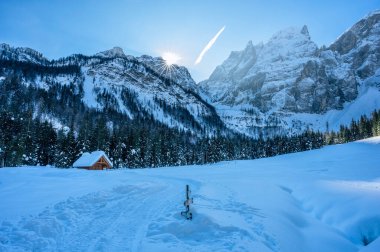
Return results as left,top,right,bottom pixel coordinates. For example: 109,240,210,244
95,47,126,58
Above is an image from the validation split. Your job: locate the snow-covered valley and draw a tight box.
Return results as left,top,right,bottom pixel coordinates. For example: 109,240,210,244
1,138,380,252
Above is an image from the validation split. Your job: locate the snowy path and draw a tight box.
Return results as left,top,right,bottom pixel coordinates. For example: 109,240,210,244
0,178,188,252
0,173,276,252
1,138,380,251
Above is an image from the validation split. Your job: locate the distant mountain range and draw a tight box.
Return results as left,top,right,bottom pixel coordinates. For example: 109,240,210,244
1,10,380,138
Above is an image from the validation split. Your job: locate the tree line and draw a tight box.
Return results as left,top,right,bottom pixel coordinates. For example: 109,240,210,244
1,83,379,168
325,110,380,144
1,59,379,168
0,109,326,168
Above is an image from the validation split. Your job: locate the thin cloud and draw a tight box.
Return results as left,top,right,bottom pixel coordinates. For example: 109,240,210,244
195,26,225,65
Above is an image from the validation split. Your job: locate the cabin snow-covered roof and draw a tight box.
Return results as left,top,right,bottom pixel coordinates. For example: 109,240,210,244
73,151,113,168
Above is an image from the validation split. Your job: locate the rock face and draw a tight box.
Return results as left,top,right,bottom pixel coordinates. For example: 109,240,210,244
200,11,380,137
330,10,380,81
200,25,358,114
201,26,321,113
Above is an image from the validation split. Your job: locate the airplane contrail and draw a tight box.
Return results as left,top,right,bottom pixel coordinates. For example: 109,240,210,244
195,26,225,65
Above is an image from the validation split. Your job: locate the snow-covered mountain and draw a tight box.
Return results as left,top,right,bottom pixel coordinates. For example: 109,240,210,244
1,10,380,139
0,45,223,135
200,11,380,137
80,47,221,132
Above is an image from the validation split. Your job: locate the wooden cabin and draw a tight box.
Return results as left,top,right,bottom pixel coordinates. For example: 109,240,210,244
73,151,113,170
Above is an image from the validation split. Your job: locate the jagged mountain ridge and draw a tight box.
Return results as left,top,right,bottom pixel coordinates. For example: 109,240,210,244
200,10,380,137
0,45,224,135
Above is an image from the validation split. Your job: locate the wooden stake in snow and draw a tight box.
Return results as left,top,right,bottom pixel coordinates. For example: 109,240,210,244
181,184,193,220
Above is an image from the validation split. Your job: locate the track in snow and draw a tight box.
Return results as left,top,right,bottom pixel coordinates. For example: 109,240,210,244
0,175,276,252
0,180,180,252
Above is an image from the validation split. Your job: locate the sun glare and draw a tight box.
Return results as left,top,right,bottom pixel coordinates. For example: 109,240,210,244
162,52,181,66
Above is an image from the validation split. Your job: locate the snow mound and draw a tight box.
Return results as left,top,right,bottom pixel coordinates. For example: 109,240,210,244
357,136,380,144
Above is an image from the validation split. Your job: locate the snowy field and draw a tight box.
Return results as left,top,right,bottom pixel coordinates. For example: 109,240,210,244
1,138,380,252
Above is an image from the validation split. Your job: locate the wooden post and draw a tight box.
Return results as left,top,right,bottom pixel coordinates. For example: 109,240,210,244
181,184,193,220
0,149,4,168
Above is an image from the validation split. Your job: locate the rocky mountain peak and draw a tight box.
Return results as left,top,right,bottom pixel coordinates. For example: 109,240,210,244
328,10,380,80
96,46,126,58
0,43,11,51
269,26,311,43
330,11,380,55
300,25,310,38
245,40,254,51
0,43,48,64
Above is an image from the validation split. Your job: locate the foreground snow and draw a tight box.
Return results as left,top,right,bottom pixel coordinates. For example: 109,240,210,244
1,138,380,251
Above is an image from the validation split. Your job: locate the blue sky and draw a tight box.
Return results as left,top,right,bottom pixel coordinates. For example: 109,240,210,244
0,0,379,81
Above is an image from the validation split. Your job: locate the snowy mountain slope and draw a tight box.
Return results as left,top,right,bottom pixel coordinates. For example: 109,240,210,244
0,45,224,135
1,138,380,251
85,49,221,132
200,11,380,137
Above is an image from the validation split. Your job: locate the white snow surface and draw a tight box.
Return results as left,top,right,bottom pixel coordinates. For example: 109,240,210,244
73,151,113,168
1,139,380,251
82,71,100,109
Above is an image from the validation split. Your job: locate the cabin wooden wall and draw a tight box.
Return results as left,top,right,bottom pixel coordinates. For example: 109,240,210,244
87,156,112,170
